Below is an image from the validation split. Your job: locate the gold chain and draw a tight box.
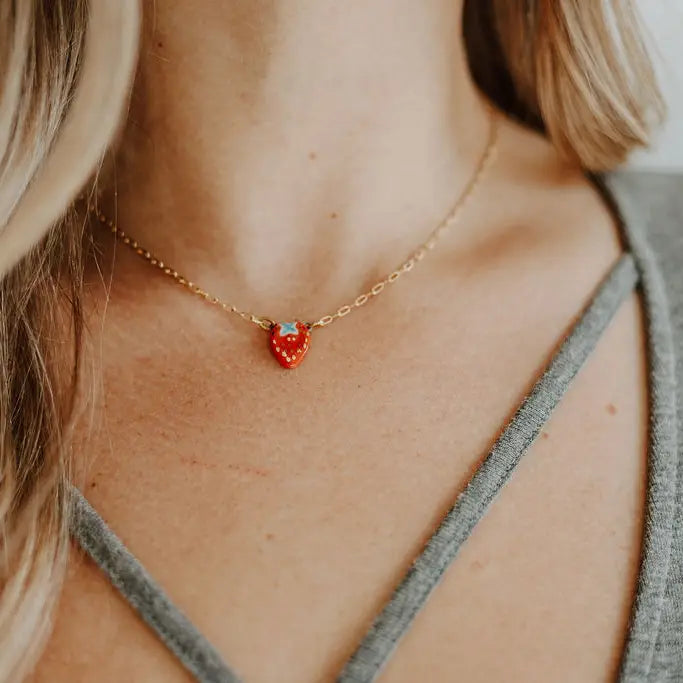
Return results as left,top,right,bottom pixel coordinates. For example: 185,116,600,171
89,113,498,331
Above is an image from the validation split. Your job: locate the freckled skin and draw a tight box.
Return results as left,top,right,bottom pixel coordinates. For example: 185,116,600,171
38,125,648,682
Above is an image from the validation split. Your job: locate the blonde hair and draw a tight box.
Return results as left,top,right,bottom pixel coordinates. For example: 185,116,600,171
0,2,139,680
0,1,663,679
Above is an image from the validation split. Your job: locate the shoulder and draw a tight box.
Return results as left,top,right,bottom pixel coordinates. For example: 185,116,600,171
495,116,682,291
602,169,683,321
603,169,683,256
604,168,683,213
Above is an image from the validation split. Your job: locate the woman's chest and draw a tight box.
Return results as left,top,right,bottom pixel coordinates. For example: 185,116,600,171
33,276,648,683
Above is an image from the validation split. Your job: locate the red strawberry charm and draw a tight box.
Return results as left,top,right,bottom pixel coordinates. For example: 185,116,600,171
269,321,311,369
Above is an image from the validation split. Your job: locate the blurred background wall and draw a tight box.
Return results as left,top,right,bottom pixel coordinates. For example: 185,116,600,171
632,1,683,170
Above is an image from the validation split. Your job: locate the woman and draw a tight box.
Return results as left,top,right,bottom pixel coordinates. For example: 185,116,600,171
0,1,681,681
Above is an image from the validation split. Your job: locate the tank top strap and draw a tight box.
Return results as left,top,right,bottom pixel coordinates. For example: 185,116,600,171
338,253,638,682
71,254,639,683
71,490,242,683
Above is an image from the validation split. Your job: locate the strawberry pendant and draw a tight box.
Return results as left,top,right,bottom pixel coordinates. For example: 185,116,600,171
269,321,311,369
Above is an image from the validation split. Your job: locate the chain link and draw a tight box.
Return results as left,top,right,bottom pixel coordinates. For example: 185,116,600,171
90,112,498,332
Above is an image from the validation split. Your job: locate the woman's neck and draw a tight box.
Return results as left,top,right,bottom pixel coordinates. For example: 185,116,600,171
110,0,491,315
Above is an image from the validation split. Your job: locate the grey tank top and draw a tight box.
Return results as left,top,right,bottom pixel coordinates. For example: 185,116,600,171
70,171,683,682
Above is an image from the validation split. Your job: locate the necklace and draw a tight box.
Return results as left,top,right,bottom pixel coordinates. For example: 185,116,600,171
90,114,498,369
